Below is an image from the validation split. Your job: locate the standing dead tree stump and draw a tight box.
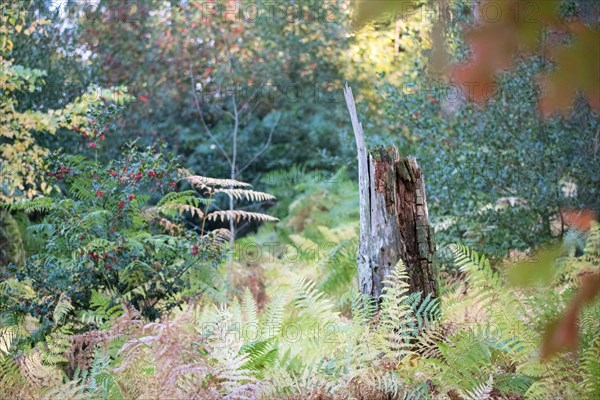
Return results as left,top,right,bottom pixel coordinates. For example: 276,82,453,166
343,83,437,299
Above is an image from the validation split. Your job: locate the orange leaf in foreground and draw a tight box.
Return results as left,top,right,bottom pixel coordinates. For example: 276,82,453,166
541,272,600,360
539,24,600,117
560,208,597,232
449,62,496,105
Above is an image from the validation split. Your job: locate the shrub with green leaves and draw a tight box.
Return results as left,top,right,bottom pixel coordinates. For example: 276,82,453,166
5,144,225,329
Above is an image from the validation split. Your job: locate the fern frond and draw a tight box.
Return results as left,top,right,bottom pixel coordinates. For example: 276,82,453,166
157,190,199,207
461,374,494,400
0,326,19,355
38,331,72,365
524,379,555,400
186,174,251,189
78,239,117,257
292,278,338,322
583,222,599,265
155,190,208,219
9,197,54,213
207,210,278,223
411,292,441,330
450,244,503,310
240,339,278,375
415,323,448,359
68,177,95,201
16,349,63,388
161,203,205,219
80,290,123,327
379,260,417,358
80,209,111,227
206,228,233,245
53,293,74,325
318,239,358,297
580,337,600,399
40,379,89,400
241,288,258,327
208,316,260,399
260,293,286,339
87,348,120,397
151,216,182,235
433,329,496,395
0,210,26,265
0,355,24,391
350,290,378,327
214,188,276,202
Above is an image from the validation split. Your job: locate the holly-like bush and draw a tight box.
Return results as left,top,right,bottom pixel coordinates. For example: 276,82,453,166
6,144,226,330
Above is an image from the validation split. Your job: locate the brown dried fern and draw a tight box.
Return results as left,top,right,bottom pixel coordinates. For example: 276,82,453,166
184,173,252,189
207,210,279,223
213,188,276,202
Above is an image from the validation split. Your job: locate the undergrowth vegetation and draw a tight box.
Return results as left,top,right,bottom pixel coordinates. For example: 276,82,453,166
1,1,599,399
1,174,598,399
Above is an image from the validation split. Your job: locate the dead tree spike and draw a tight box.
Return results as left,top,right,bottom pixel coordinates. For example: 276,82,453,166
343,83,437,299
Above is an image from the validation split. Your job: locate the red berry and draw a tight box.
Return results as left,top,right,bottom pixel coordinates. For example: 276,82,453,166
426,95,439,105
100,135,105,140
128,194,135,201
109,169,117,177
56,173,63,179
96,190,104,198
118,200,126,209
148,170,155,177
169,181,176,188
90,142,97,148
106,265,113,270
191,244,199,256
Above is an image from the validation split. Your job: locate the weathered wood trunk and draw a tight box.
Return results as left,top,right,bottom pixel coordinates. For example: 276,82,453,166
360,147,437,298
343,84,437,300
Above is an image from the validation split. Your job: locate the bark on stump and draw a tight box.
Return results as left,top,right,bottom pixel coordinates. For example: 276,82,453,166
358,147,437,299
343,83,437,300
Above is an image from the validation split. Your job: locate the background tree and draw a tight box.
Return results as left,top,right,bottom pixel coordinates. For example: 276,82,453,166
0,2,131,204
77,0,355,181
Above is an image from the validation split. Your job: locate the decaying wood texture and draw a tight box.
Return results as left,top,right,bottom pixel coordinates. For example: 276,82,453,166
343,83,437,299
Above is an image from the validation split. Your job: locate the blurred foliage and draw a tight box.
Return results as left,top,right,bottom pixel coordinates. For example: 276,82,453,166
449,0,599,117
352,0,600,116
74,0,355,182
